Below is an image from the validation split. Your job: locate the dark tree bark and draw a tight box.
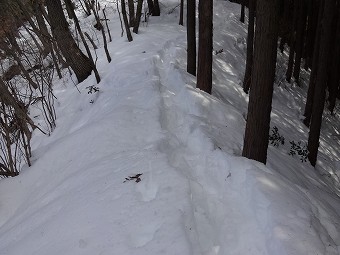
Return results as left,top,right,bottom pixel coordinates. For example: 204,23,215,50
147,0,154,15
64,0,101,83
121,0,133,42
305,0,320,70
187,0,196,76
33,18,62,80
285,0,298,82
46,0,93,83
133,0,144,34
179,0,184,25
292,0,307,84
243,0,255,93
307,0,335,167
3,35,39,90
303,0,324,126
240,4,245,23
196,0,213,94
32,0,52,55
103,8,112,42
328,3,340,114
0,78,35,141
153,0,160,16
242,0,280,164
128,0,135,27
278,0,292,53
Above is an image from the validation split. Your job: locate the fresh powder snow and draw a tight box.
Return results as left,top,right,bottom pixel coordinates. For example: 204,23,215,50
0,1,339,255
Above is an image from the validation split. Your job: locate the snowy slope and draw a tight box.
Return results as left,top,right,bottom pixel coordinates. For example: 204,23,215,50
0,1,340,255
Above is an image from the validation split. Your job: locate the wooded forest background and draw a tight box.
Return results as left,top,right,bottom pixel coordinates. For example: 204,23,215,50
0,0,339,178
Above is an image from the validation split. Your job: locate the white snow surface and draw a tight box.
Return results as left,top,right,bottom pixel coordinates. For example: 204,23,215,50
1,1,340,254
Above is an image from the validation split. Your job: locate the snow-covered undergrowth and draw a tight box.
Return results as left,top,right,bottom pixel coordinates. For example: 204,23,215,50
0,1,339,254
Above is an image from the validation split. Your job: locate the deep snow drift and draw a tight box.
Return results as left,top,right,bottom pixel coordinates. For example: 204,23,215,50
0,1,339,254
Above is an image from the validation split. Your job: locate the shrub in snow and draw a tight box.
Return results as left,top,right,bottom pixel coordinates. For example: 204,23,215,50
288,141,309,162
269,126,285,147
86,85,100,94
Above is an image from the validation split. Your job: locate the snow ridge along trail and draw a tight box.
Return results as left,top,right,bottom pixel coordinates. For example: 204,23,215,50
153,38,278,255
152,25,340,254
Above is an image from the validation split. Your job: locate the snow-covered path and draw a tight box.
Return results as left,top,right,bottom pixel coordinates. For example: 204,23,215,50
0,1,339,254
0,16,194,255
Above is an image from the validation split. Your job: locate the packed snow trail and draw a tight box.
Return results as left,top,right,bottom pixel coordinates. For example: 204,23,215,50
0,15,194,255
0,1,340,255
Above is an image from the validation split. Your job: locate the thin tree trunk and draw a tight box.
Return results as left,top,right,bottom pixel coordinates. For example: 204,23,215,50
307,0,335,167
117,0,125,37
0,78,35,139
3,36,39,90
240,4,245,23
243,0,255,93
46,0,93,83
64,0,101,83
304,0,319,70
196,0,213,94
153,0,160,16
292,0,307,84
278,0,292,54
103,8,112,42
242,0,280,164
187,0,196,76
285,0,298,82
303,0,324,126
327,4,340,114
133,0,144,34
122,0,133,42
179,0,184,25
33,0,62,78
147,0,154,15
84,32,98,49
128,0,135,27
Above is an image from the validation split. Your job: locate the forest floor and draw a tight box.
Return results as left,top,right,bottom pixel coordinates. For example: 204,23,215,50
0,0,339,254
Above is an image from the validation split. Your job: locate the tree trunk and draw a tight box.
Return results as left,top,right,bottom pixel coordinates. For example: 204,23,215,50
133,0,144,34
242,0,279,164
243,0,255,93
45,0,93,83
187,0,196,76
152,0,161,16
179,0,184,25
196,0,213,94
307,0,335,167
304,0,319,70
153,0,160,16
327,3,340,114
0,78,35,140
64,0,101,83
285,0,298,82
278,0,292,54
121,0,133,42
292,0,307,84
128,0,135,27
32,0,52,55
240,4,245,23
303,0,324,126
147,0,154,15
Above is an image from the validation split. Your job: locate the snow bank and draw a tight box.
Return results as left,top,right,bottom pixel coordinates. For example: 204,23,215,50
0,1,339,255
152,29,340,254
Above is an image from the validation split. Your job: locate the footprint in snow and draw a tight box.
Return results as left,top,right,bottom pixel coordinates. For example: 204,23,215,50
135,173,159,202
